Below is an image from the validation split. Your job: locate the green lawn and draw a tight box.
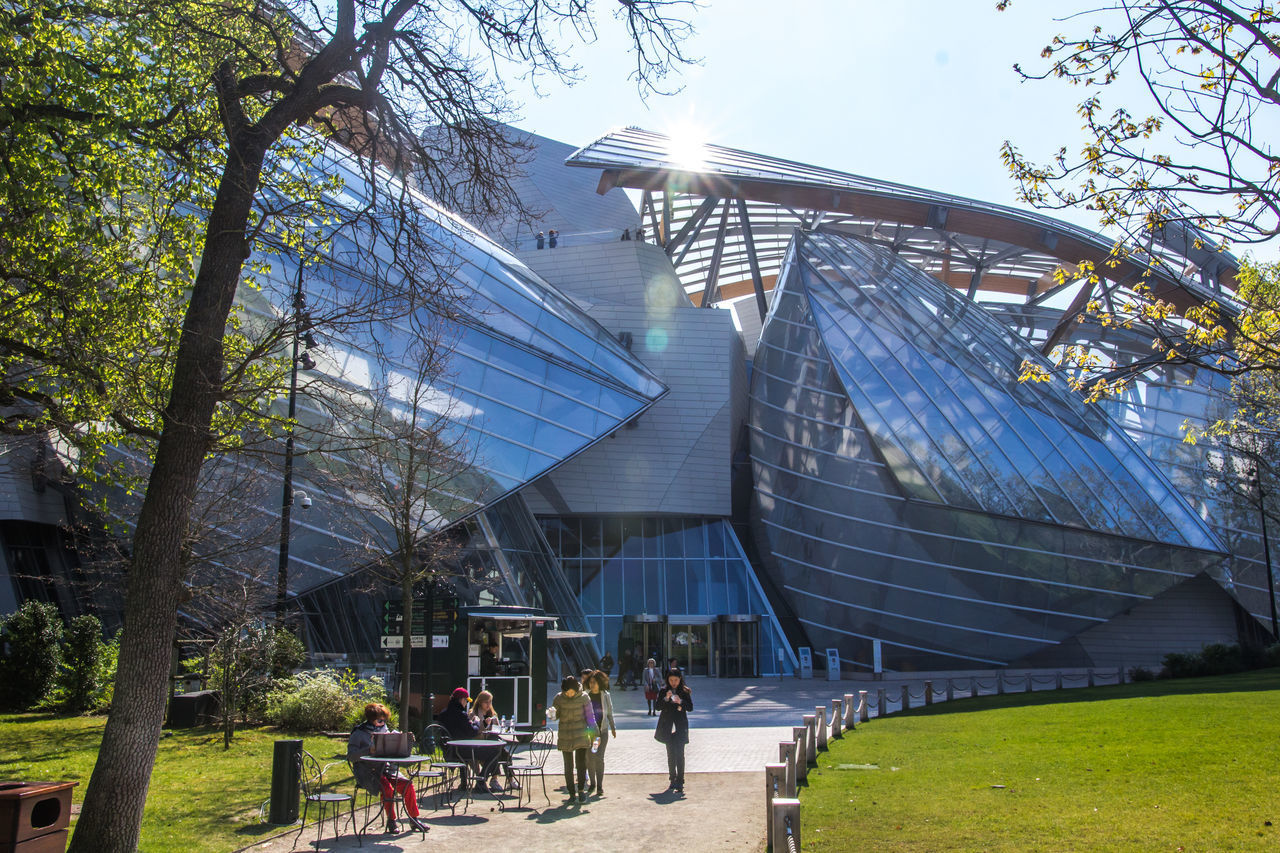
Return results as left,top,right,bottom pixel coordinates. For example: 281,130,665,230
802,670,1280,852
0,715,355,852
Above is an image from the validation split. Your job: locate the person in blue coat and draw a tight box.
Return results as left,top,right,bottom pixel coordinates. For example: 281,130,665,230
653,670,693,793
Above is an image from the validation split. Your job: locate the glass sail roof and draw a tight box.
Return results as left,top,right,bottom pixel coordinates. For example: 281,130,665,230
791,229,1224,552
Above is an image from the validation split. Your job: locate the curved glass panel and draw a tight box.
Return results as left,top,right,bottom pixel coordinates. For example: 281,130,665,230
749,230,1226,671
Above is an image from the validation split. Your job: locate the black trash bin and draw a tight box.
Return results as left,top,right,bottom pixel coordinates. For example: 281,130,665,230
268,739,303,825
167,690,220,728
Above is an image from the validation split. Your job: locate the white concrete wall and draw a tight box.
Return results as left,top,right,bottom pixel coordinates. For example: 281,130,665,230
516,242,736,517
0,438,68,526
1074,572,1244,669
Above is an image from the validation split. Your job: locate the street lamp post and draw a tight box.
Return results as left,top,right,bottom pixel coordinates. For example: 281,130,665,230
276,250,317,625
1248,464,1280,640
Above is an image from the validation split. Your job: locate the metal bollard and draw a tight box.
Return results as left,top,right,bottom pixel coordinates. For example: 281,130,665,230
815,706,828,751
900,684,910,711
792,726,808,783
877,688,885,717
830,699,842,739
925,680,933,705
771,797,801,853
860,690,870,722
764,762,787,844
779,742,797,796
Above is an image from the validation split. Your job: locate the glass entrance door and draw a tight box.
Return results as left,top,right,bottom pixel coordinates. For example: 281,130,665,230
619,616,666,673
668,623,711,676
715,618,759,677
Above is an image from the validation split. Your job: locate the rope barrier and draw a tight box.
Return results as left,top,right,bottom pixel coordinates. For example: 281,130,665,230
762,665,1148,848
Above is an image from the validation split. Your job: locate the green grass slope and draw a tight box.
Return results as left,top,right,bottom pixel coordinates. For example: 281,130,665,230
802,670,1280,852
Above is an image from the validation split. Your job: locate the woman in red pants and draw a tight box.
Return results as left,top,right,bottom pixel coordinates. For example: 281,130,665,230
347,702,427,834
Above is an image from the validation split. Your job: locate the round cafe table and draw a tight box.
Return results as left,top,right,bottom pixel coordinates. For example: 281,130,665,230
355,755,433,837
446,740,510,811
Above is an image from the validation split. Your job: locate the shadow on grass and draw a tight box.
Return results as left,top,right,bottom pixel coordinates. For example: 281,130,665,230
885,668,1280,719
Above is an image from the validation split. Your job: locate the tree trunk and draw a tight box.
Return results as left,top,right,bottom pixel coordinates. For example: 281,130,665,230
69,134,269,853
399,572,413,729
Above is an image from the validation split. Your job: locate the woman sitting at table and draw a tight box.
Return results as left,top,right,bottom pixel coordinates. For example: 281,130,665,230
469,689,499,734
347,702,427,834
469,690,520,791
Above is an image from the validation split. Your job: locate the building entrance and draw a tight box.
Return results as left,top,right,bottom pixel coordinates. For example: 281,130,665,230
619,614,667,673
714,615,760,677
668,622,711,676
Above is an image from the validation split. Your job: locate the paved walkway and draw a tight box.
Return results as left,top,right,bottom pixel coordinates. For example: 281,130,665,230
240,670,1118,852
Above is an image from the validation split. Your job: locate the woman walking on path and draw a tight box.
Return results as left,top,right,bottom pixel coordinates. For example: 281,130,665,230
549,675,598,804
584,670,617,797
654,670,693,794
642,658,662,716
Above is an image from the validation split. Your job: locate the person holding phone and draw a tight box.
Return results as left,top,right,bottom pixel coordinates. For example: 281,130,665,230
583,670,617,796
653,670,693,794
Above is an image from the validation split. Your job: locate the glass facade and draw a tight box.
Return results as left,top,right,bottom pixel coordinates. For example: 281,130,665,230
751,231,1227,671
989,304,1277,631
538,516,792,675
193,146,669,602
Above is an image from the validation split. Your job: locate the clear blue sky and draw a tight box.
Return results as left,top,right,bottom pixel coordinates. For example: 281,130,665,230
506,2,1102,225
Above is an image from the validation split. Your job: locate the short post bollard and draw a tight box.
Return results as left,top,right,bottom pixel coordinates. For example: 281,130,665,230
946,678,954,702
792,726,808,783
772,797,802,853
779,742,797,796
815,706,828,751
900,684,910,711
844,693,856,729
877,688,885,718
830,698,842,739
1087,668,1095,688
765,762,787,845
1025,672,1033,693
804,715,818,765
925,680,934,705
860,690,870,722
1056,671,1063,690
998,672,1006,694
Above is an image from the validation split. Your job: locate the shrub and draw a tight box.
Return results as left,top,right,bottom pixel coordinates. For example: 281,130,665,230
0,601,64,710
57,614,104,713
262,669,392,732
270,630,306,679
1128,666,1155,682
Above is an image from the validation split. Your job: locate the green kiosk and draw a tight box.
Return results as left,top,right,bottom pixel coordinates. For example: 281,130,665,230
430,605,553,728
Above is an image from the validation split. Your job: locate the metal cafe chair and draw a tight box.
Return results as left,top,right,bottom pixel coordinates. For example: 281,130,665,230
419,723,465,810
296,750,356,849
507,728,555,810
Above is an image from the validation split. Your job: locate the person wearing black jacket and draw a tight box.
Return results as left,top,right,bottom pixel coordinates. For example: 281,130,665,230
653,670,693,793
